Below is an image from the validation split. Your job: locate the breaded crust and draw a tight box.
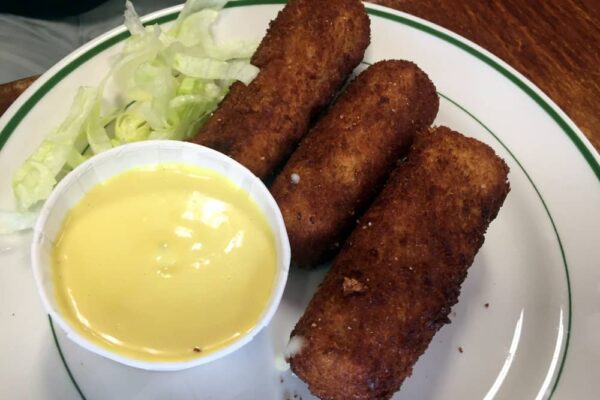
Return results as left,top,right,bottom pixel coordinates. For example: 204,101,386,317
189,0,371,179
271,60,438,267
289,126,510,400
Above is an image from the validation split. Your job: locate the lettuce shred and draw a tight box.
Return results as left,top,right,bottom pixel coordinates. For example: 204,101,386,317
8,0,258,222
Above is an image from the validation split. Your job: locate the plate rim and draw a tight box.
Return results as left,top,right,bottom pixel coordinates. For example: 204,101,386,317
0,0,593,398
1,0,597,178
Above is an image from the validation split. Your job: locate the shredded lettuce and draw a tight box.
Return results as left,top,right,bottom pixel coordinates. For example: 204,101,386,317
0,210,39,235
8,0,258,222
13,87,98,210
173,54,258,84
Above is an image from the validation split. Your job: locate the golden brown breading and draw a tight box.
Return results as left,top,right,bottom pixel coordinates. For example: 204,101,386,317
189,0,370,179
0,75,38,116
289,126,510,400
271,60,438,267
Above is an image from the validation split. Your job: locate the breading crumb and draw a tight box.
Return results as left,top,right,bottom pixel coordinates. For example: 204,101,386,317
458,346,463,353
193,347,202,353
484,303,490,308
343,277,367,295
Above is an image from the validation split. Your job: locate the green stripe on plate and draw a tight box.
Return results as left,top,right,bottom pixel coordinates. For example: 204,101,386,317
49,316,87,400
0,0,598,180
0,1,582,399
0,12,177,151
366,7,600,180
438,91,571,399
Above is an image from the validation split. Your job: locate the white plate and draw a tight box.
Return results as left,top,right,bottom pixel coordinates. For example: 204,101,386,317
1,1,598,399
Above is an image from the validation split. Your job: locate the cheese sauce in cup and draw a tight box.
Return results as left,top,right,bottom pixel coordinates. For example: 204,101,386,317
32,141,290,370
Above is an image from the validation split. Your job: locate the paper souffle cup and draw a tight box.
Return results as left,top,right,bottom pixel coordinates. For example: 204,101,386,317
30,140,291,371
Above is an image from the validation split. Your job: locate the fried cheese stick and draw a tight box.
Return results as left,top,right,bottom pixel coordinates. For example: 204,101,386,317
289,126,510,400
271,60,438,267
189,0,371,179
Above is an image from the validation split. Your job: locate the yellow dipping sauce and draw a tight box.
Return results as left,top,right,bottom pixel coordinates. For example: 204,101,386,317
52,164,277,362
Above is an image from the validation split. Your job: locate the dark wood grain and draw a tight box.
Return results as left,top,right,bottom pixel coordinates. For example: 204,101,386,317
372,0,600,154
0,1,598,155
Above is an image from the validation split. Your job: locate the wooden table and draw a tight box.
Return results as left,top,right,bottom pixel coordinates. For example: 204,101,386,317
1,0,598,153
372,0,600,153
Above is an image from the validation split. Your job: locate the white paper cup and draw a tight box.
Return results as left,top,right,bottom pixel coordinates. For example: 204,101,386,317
31,140,291,371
